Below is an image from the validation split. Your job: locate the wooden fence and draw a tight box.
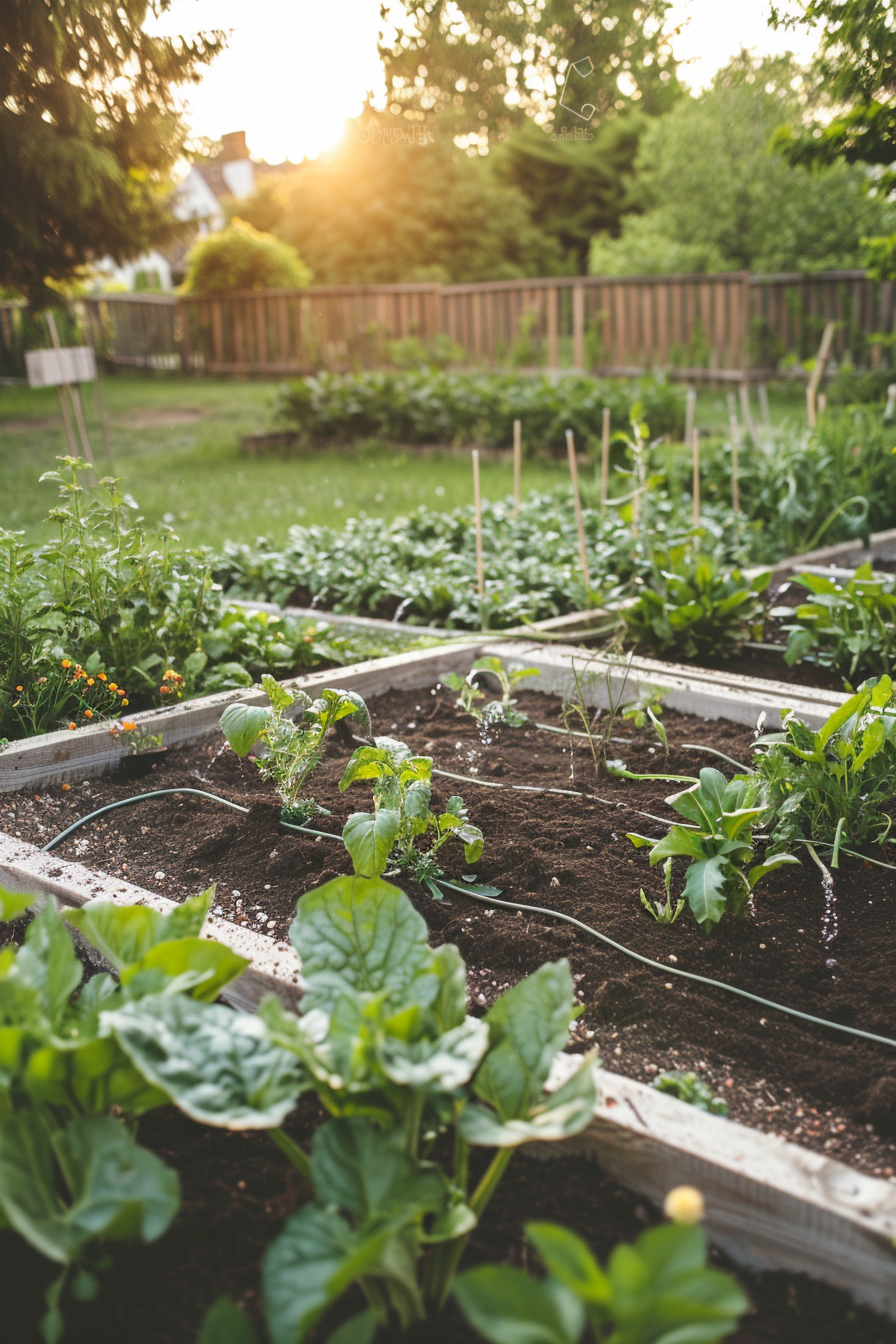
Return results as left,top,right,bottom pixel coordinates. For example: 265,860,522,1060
3,270,895,382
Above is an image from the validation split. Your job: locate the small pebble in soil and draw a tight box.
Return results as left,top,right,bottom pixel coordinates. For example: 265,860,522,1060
154,871,165,880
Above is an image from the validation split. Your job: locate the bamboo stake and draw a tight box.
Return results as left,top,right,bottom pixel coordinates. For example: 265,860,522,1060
512,418,522,509
92,377,113,467
807,320,836,429
758,381,772,432
684,385,696,450
729,414,741,516
600,407,610,509
817,392,827,416
885,384,896,423
45,311,94,467
565,429,591,595
472,450,484,600
44,313,78,457
692,426,701,526
739,380,759,442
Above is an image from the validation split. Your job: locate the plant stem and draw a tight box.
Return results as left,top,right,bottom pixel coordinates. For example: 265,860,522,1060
469,1146,514,1218
404,1091,424,1157
269,1127,311,1179
428,1148,515,1311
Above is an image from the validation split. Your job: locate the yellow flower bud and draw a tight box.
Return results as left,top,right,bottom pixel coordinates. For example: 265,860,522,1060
663,1186,705,1225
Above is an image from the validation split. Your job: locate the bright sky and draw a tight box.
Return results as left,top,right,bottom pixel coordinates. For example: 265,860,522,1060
152,0,819,164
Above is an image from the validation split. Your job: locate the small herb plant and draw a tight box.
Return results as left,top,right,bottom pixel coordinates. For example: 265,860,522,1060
444,656,539,729
339,736,483,894
640,857,684,924
455,1219,746,1344
622,547,770,662
622,683,668,753
751,675,896,861
652,1070,729,1116
219,676,370,823
627,768,799,930
772,565,896,685
0,883,252,1342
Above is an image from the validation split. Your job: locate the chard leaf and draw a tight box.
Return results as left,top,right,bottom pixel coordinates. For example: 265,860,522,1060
461,1056,596,1147
24,1034,168,1116
0,1113,178,1264
64,888,214,971
103,995,303,1128
454,1265,585,1344
747,854,800,887
119,937,249,1001
647,827,707,863
338,746,394,790
681,857,728,927
430,942,468,1030
473,962,577,1122
404,780,432,820
14,901,82,1027
342,810,400,879
378,1018,489,1090
310,1117,445,1224
220,702,269,755
290,877,433,1016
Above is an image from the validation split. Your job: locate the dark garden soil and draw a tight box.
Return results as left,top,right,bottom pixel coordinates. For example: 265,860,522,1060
9,685,896,1181
5,1099,895,1344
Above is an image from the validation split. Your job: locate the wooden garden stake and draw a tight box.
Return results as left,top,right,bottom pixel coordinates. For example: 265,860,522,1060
885,383,896,422
513,418,522,509
600,407,611,509
739,381,758,442
684,386,696,451
692,426,701,526
729,414,741,516
807,320,836,428
44,312,77,457
818,392,827,416
758,382,772,432
472,449,485,600
45,311,94,468
565,429,591,595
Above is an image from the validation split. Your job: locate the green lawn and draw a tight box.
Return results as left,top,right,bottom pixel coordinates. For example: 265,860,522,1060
0,374,808,550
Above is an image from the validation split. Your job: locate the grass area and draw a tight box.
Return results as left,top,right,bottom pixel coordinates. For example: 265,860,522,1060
0,373,809,550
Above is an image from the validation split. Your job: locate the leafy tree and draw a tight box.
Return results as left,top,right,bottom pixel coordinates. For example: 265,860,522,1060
771,1,896,190
589,53,895,276
238,117,566,284
181,219,312,294
380,0,679,140
0,1,225,302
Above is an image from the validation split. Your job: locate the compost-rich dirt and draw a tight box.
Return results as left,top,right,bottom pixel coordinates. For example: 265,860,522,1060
5,1100,895,1344
7,684,896,1182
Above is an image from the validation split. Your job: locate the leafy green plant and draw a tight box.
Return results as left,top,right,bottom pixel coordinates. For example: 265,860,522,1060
622,547,770,662
627,768,799,930
253,874,597,1342
195,606,348,693
622,684,668,754
772,564,896,685
454,1218,746,1344
0,883,250,1341
339,736,483,893
219,676,370,823
652,1070,728,1116
751,675,896,860
444,656,539,730
639,857,684,924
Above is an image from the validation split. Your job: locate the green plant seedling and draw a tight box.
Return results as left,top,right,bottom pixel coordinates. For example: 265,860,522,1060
652,1070,728,1116
339,736,483,893
628,768,799,930
444,656,539,729
219,674,370,823
772,564,896,686
454,1218,746,1344
639,857,684,924
622,684,669,753
252,874,597,1341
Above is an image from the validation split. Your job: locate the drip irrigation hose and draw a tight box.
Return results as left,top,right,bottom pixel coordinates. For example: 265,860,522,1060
433,880,896,1052
39,788,896,1052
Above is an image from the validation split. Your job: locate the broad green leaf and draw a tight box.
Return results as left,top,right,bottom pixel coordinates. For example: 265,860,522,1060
323,1311,378,1344
0,1113,178,1264
14,901,82,1026
220,702,269,755
454,1265,585,1344
338,746,394,790
328,689,371,736
24,1034,168,1116
626,832,655,849
473,962,576,1121
818,691,867,747
119,937,249,1001
263,1204,392,1344
430,942,468,1030
681,857,728,928
0,887,34,922
471,656,505,677
261,674,297,713
379,1018,489,1090
310,1117,445,1225
647,827,707,864
747,854,800,888
458,823,485,863
404,780,432,820
461,1056,596,1147
290,876,433,1016
104,994,303,1128
852,715,886,771
524,1222,611,1307
342,810,400,879
64,888,214,971
196,1298,260,1344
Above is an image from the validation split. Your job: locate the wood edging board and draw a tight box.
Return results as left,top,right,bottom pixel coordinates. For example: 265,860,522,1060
0,641,488,794
2,828,894,1319
768,525,896,573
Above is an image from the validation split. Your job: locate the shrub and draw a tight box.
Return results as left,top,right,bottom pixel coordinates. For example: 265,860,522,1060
181,218,311,294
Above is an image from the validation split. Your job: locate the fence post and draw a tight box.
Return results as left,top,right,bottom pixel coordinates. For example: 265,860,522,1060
547,285,559,370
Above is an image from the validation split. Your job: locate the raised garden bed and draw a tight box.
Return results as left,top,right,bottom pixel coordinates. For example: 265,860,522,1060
3,641,896,1329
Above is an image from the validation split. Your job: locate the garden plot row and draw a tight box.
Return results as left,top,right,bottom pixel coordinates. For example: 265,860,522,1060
4,639,896,1323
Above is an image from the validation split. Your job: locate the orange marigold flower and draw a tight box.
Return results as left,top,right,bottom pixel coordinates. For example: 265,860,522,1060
68,722,77,731
86,678,95,686
163,669,176,680
109,682,118,691
97,673,107,682
121,698,129,706
15,685,23,692
159,686,170,695
62,783,71,791
122,721,137,730
116,688,126,696
84,709,94,718
61,659,72,669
